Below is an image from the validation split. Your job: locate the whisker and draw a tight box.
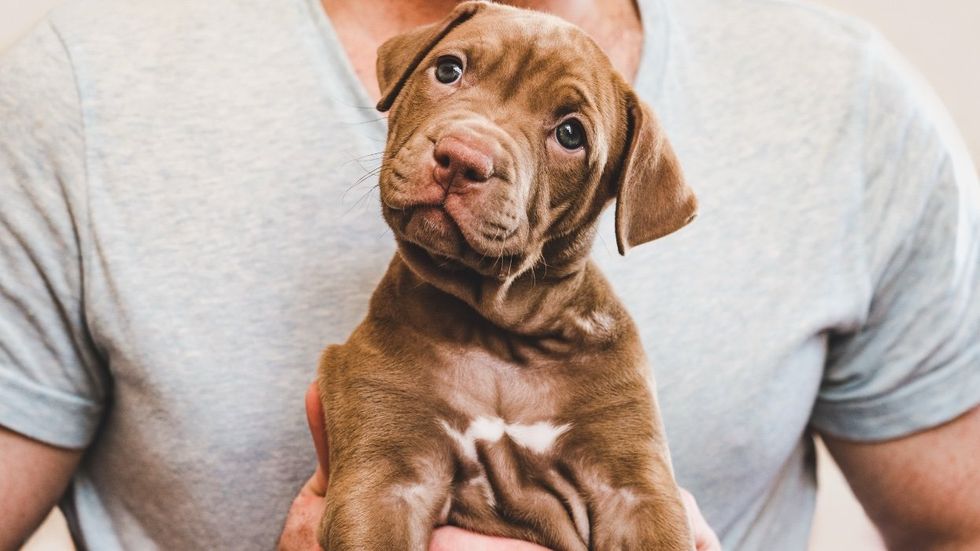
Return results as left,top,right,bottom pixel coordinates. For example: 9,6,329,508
350,183,381,212
343,166,383,200
345,116,389,126
335,150,384,172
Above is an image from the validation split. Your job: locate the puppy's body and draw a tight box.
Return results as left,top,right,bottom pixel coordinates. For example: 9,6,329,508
318,3,696,549
321,257,681,550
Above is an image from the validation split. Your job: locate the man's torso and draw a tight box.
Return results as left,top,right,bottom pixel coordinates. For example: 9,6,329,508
7,0,889,548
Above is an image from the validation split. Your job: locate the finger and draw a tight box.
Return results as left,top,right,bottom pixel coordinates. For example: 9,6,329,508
305,381,329,494
305,382,329,471
429,526,551,551
680,489,721,551
279,476,327,549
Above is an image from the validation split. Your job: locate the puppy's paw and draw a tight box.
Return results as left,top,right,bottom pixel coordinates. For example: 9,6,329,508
593,497,692,551
317,500,396,551
317,490,434,551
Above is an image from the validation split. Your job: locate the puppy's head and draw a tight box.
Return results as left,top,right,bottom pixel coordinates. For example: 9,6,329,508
377,1,696,280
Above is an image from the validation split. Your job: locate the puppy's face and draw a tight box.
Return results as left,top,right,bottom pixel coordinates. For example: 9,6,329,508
377,2,697,279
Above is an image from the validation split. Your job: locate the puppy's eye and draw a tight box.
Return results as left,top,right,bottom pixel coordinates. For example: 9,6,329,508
555,119,586,150
435,56,464,84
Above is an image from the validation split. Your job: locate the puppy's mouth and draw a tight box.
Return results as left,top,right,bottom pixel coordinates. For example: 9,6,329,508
395,204,465,258
384,202,528,279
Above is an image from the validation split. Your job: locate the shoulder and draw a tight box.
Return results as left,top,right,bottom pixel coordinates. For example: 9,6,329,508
661,0,882,96
665,0,875,51
656,0,965,161
35,0,312,80
0,20,83,190
0,19,76,118
44,0,251,41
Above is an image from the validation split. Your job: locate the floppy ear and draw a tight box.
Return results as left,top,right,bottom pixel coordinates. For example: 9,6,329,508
376,1,487,112
614,92,698,255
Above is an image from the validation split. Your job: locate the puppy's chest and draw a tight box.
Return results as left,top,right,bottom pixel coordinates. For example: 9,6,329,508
431,346,573,455
426,345,598,540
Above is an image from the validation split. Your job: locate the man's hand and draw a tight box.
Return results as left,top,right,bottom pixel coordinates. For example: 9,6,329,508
277,383,330,550
682,487,722,551
278,383,721,551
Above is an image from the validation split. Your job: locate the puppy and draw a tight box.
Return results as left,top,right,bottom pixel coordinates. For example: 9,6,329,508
317,2,698,549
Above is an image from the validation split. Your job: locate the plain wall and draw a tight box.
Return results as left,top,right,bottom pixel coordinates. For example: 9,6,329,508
2,1,976,550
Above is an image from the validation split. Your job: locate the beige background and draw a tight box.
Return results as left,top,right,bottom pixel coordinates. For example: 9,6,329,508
3,1,977,550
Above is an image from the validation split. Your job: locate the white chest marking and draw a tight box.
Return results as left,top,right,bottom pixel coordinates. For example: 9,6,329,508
441,416,571,460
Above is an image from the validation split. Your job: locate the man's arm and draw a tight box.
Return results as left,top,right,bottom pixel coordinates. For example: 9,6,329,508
0,427,82,551
822,406,980,551
0,23,106,551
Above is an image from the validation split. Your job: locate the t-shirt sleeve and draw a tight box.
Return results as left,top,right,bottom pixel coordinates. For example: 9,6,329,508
810,32,980,442
0,21,108,449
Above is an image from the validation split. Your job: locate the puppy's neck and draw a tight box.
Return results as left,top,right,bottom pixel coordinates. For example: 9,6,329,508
393,239,617,343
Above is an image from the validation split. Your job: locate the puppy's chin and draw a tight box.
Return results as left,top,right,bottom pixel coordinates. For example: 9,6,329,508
385,207,531,281
394,206,465,257
400,241,531,283
457,248,531,280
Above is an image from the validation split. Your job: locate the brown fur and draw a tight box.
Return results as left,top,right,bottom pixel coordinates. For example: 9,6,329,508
317,2,698,549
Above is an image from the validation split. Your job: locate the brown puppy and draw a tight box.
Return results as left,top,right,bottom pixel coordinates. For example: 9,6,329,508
317,2,698,550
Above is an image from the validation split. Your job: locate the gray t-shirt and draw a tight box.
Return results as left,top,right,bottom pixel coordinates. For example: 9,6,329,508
1,0,978,549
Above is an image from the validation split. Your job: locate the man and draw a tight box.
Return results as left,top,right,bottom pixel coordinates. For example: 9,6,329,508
1,0,978,549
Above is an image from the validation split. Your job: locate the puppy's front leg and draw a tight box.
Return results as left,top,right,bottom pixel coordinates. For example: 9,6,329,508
318,456,451,551
316,345,455,551
562,398,692,550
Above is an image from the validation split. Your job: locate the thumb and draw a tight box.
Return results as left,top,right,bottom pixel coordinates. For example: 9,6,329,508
680,488,721,551
304,381,329,496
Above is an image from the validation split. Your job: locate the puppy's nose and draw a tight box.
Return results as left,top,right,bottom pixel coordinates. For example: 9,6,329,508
432,135,494,190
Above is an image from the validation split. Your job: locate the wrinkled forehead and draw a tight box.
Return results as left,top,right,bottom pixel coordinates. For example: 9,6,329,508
434,12,622,117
